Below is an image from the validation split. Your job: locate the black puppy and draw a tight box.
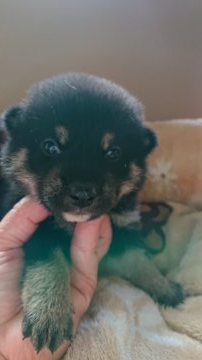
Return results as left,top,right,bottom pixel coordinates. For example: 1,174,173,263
0,73,184,353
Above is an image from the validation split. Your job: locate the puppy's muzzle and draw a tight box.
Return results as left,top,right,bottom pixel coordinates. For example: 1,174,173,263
68,183,98,208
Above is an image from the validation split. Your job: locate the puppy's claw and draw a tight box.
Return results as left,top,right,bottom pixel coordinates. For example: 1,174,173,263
49,332,61,354
22,316,32,338
22,302,74,353
65,318,74,340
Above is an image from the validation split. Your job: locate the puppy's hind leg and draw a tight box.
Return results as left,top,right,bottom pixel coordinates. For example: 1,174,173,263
100,249,185,307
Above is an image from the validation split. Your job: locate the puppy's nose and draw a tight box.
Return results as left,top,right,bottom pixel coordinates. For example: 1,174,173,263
69,184,97,207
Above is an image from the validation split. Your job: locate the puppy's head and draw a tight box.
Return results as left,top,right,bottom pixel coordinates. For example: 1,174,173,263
1,73,156,223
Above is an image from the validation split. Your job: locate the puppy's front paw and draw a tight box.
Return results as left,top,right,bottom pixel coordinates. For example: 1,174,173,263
22,296,74,353
21,250,74,353
156,281,185,307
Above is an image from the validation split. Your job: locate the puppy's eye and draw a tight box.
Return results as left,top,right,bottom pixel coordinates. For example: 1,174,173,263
41,139,61,157
105,146,122,161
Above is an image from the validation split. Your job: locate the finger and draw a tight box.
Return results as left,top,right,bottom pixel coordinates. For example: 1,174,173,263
72,215,112,257
0,197,50,251
95,216,112,260
71,248,98,328
70,215,112,327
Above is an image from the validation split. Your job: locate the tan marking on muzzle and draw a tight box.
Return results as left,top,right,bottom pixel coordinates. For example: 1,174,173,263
11,148,38,197
101,132,114,151
44,168,63,198
118,163,142,199
55,126,68,145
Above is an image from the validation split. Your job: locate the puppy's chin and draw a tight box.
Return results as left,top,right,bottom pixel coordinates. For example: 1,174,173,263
62,212,91,223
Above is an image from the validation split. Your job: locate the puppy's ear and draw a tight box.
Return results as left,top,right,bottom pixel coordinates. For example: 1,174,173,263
143,127,157,155
1,105,23,135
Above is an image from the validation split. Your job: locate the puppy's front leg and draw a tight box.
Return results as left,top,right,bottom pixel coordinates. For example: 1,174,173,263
21,222,74,353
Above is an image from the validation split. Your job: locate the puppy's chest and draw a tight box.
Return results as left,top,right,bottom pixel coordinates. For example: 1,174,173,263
109,224,145,257
22,211,144,267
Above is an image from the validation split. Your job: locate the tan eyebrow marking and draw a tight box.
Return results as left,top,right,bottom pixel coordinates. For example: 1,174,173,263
101,132,114,151
55,126,68,145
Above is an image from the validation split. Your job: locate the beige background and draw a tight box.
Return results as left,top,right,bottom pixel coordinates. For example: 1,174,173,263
0,0,202,121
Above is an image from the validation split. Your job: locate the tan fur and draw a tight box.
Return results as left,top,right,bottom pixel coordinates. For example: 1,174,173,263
144,229,164,252
101,132,114,151
139,203,151,213
130,163,142,182
10,148,38,197
118,162,142,199
43,168,63,198
55,125,68,145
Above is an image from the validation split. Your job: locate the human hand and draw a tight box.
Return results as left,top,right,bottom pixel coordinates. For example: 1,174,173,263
0,197,112,360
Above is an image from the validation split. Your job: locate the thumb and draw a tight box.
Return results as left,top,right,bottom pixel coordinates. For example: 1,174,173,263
70,215,112,327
